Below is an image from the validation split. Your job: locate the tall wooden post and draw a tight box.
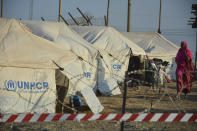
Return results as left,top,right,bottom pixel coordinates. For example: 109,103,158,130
58,0,62,22
120,71,128,131
29,0,33,20
104,15,107,26
106,0,110,26
1,0,3,17
127,0,131,32
158,0,162,34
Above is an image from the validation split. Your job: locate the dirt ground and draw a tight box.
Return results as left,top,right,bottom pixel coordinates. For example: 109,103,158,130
0,81,197,131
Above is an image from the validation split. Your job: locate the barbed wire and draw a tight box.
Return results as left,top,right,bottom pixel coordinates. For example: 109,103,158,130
0,67,195,115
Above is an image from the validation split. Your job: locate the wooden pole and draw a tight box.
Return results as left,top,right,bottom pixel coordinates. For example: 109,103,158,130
158,0,162,34
68,12,79,25
120,71,128,131
104,15,107,26
60,15,69,25
29,0,33,20
127,0,131,32
86,15,93,25
1,0,4,17
106,0,110,26
77,7,92,25
58,0,62,22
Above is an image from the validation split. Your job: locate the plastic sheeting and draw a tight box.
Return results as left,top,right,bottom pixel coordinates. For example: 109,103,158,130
121,32,179,80
81,87,104,113
98,78,121,96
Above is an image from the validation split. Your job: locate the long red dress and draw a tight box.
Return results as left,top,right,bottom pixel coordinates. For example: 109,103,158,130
175,41,194,94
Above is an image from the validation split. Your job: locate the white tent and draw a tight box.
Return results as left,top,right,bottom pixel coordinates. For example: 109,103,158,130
121,32,179,80
0,18,103,114
22,21,98,95
0,18,76,114
72,26,146,85
22,21,121,96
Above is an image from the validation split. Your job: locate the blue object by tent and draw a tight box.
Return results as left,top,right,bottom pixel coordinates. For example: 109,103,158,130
69,95,82,107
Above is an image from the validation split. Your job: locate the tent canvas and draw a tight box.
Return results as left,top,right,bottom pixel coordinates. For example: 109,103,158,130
22,21,99,95
72,26,146,86
22,20,104,113
0,18,103,114
22,21,121,96
121,32,179,80
0,18,77,114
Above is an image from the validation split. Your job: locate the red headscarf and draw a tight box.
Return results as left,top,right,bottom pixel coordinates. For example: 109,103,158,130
175,41,192,67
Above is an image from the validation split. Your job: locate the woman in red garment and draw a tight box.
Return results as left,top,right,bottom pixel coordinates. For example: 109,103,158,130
175,41,194,100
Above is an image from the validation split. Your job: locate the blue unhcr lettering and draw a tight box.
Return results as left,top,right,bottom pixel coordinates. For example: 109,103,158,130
36,82,42,89
8,80,15,89
84,72,91,78
112,65,121,71
30,82,35,89
17,81,23,88
117,65,121,70
4,80,17,92
43,82,48,89
4,80,49,93
24,82,29,89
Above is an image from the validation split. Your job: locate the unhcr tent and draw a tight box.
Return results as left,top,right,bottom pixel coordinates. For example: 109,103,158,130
121,32,179,80
0,18,103,114
22,21,99,95
22,21,121,96
72,26,146,85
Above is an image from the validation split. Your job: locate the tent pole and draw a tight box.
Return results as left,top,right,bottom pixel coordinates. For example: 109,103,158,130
29,0,33,20
1,0,3,17
127,0,131,32
106,0,110,26
76,7,92,25
60,15,69,25
68,12,79,25
158,0,162,34
58,0,62,22
104,15,107,26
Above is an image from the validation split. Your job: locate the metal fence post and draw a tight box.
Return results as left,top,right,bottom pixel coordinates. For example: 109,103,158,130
120,71,128,131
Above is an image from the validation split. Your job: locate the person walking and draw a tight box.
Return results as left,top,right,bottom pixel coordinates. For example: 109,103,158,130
158,61,173,84
175,41,194,100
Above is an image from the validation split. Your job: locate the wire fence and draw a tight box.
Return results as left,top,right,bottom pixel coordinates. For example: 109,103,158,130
1,69,197,131
1,68,196,114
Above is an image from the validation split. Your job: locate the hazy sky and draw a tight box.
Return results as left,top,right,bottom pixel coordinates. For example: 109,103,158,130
1,0,197,60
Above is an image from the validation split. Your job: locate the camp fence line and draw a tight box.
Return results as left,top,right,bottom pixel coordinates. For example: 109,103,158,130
0,113,197,123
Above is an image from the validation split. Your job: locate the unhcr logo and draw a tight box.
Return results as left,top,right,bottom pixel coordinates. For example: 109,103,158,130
112,64,121,71
4,80,49,93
